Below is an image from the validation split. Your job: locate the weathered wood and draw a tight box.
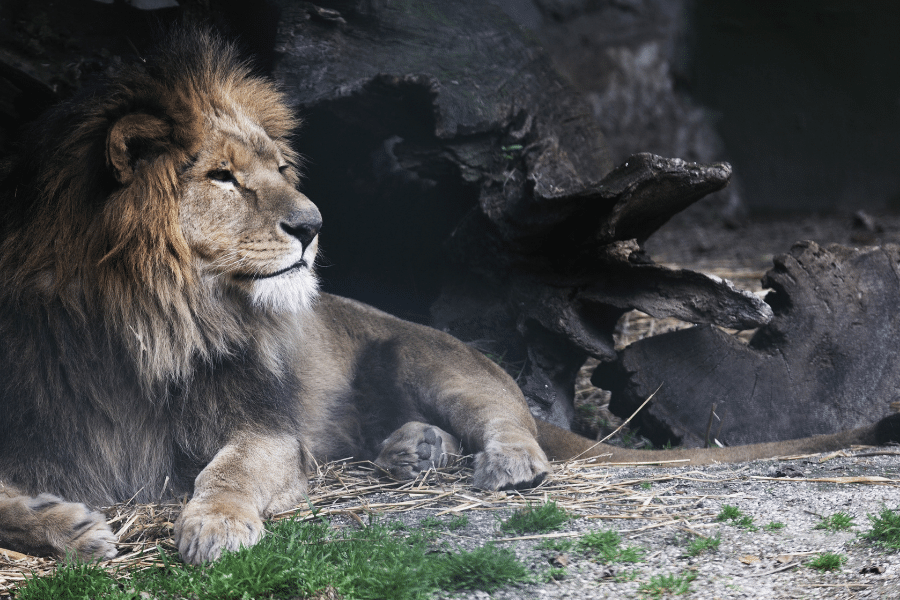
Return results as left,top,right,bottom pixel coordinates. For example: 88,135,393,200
432,153,767,426
596,241,900,447
271,0,613,237
265,1,773,425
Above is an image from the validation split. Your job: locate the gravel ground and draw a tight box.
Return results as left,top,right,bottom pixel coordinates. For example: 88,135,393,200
423,214,900,599
339,452,900,599
7,450,898,598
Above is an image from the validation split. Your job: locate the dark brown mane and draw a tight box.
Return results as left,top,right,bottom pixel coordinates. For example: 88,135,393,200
0,27,300,385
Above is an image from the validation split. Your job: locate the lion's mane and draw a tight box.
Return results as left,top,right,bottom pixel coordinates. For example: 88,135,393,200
0,29,305,505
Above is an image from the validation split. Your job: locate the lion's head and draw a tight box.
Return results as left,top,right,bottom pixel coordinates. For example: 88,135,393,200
0,28,320,384
170,94,321,314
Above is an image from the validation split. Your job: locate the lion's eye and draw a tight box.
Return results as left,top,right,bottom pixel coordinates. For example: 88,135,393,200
208,169,238,185
278,164,290,175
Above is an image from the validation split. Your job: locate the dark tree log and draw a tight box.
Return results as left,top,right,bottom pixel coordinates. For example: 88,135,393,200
267,1,770,426
596,241,900,447
431,155,770,426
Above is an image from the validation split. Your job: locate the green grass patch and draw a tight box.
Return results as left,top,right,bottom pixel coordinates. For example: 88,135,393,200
446,515,469,531
419,515,468,531
638,571,698,598
806,552,847,572
420,516,444,529
545,567,567,581
814,511,855,532
716,504,742,520
577,530,644,563
434,544,530,593
862,506,900,550
500,501,569,534
716,504,757,531
536,537,574,552
684,534,721,557
615,546,645,563
764,521,786,531
13,560,128,600
14,518,530,600
614,569,640,583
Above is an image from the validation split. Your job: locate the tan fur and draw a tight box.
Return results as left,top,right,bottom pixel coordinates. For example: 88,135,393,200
1,28,897,566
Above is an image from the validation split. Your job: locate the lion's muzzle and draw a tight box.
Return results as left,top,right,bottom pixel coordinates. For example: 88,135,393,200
280,206,322,250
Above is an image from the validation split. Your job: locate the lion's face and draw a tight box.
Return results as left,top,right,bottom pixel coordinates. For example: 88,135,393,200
178,113,321,313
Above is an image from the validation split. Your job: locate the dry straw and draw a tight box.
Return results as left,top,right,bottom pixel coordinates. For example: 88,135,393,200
4,448,896,596
0,454,715,593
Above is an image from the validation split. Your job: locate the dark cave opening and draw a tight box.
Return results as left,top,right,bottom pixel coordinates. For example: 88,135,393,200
295,101,479,323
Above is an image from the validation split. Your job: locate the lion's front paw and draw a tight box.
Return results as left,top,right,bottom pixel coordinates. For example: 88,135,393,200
174,498,264,565
26,494,118,560
375,421,461,480
473,438,551,491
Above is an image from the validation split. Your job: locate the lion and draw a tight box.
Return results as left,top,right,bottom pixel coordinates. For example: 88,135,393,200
0,28,897,566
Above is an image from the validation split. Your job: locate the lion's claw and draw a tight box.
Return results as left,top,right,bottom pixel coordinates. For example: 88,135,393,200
174,500,264,565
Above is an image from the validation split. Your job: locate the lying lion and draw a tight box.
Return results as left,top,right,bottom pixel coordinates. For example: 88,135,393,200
0,28,896,566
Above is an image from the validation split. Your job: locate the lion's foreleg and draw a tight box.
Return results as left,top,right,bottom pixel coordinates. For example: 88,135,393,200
173,433,308,565
403,369,552,491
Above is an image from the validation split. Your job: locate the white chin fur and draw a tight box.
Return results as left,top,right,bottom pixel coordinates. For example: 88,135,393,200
249,269,319,313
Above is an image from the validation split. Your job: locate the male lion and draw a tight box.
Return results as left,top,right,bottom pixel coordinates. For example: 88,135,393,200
1,29,897,566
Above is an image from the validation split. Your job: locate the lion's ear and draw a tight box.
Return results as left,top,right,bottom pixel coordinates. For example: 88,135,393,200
106,113,172,184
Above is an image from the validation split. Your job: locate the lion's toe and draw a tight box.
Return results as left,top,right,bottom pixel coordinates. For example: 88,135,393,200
71,524,118,561
472,439,551,491
174,500,264,565
375,421,461,480
28,494,118,560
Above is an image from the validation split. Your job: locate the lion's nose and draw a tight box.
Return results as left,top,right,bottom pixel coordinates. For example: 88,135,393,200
280,206,322,248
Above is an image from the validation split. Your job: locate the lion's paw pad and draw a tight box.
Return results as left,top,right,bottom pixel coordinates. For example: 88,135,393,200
375,421,461,480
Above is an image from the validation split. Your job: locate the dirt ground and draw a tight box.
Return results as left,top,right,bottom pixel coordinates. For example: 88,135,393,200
6,451,898,599
426,453,900,600
646,210,900,276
